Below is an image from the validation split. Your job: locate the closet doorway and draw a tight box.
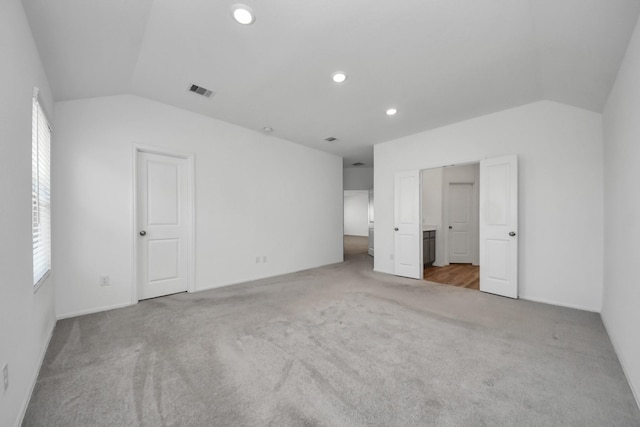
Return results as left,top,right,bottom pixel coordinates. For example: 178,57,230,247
421,163,479,291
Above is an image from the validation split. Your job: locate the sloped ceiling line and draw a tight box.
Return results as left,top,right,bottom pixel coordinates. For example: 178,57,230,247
22,0,640,166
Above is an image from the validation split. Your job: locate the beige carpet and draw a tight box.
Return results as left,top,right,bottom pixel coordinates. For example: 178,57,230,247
343,234,368,256
23,240,640,426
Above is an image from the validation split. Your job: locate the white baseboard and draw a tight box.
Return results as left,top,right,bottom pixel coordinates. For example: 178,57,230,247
56,301,133,320
193,261,345,294
519,295,600,313
194,272,303,294
16,319,56,427
601,315,640,410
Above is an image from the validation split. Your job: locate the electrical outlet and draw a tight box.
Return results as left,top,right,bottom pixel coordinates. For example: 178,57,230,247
256,257,260,263
390,254,394,260
99,275,110,286
262,256,267,263
3,364,8,392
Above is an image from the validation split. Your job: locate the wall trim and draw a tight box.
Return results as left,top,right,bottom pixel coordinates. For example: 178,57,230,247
57,262,345,321
15,319,56,427
520,295,600,313
194,261,345,294
370,269,601,313
601,314,640,409
56,302,134,320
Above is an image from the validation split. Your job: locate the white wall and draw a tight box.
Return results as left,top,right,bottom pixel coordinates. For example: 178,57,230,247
0,1,56,426
344,167,373,190
53,94,343,318
344,191,369,236
421,168,442,228
375,101,603,311
602,16,640,407
421,168,444,265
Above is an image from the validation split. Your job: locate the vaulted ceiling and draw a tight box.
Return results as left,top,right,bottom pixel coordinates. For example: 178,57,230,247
23,0,640,166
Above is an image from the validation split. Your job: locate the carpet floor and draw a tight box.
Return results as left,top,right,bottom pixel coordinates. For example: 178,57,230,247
23,238,640,426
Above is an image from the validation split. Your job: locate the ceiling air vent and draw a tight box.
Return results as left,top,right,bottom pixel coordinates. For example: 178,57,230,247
325,137,337,142
189,84,214,98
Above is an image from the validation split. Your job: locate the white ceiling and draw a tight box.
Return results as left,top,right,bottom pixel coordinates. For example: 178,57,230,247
23,0,640,167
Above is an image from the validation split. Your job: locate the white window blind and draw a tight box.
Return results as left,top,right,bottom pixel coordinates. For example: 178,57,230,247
32,89,51,287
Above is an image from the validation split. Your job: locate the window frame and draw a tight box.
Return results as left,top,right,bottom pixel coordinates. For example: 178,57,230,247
32,88,52,291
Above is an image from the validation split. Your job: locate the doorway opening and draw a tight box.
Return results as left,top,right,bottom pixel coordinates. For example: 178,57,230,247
421,163,480,291
133,145,195,304
343,189,374,259
393,155,518,298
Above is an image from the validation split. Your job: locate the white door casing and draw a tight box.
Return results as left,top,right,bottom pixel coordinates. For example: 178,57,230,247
479,155,518,298
136,150,193,300
448,183,473,263
394,170,422,279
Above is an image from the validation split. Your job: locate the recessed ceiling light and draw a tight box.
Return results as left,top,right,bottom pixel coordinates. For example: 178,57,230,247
332,72,347,83
263,127,273,133
232,4,255,25
386,108,398,116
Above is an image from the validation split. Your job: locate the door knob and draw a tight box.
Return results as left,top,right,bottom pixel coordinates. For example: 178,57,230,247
394,227,399,231
139,230,146,236
509,231,516,237
449,226,453,229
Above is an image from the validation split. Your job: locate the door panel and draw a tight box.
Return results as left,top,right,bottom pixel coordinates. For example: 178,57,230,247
486,239,509,280
394,171,421,279
147,162,179,225
451,232,469,255
480,156,518,298
138,152,189,300
147,239,179,282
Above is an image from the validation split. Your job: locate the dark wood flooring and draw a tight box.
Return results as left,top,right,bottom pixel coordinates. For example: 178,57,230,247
424,263,479,290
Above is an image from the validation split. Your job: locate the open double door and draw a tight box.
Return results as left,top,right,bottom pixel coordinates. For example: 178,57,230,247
393,156,518,298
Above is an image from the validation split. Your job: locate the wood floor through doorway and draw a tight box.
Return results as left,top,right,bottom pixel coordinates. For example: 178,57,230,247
424,263,480,290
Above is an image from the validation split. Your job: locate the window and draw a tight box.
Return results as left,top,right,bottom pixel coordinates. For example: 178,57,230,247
32,88,51,288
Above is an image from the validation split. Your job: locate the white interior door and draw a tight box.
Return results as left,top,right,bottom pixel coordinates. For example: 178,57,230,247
394,170,422,279
448,183,473,263
137,152,189,300
479,155,518,298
